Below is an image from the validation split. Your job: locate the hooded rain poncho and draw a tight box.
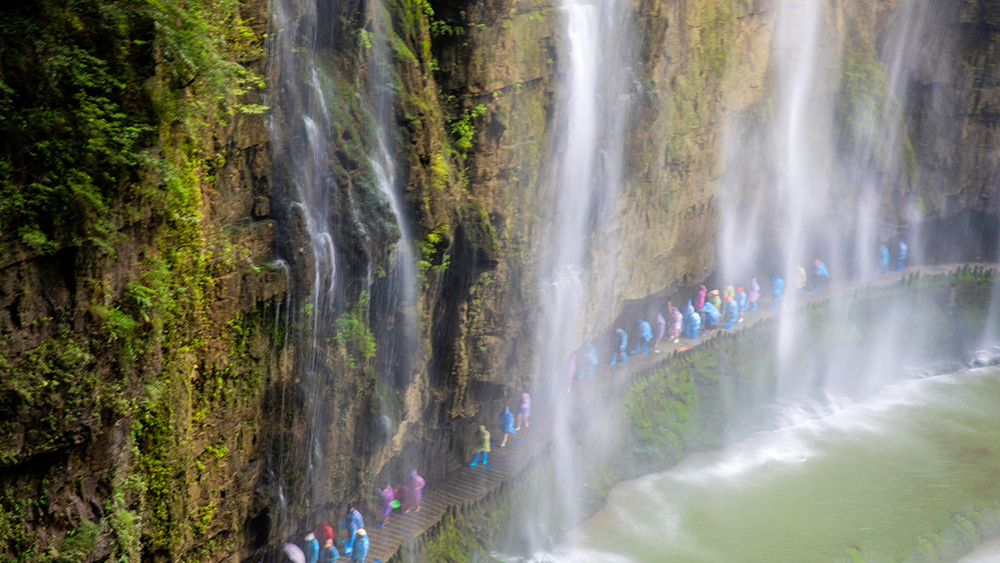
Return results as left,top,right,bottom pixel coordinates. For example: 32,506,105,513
499,407,516,435
669,307,683,337
695,285,707,310
350,532,369,562
815,260,830,278
748,278,761,302
474,426,491,453
638,319,653,341
708,290,722,311
701,301,721,325
408,470,425,503
379,487,394,520
303,535,320,563
725,298,739,323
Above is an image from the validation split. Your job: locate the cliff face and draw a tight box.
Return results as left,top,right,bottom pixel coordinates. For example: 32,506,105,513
0,1,285,561
3,0,1000,561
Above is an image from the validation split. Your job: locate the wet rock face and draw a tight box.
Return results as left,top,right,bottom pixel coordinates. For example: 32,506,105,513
0,0,285,558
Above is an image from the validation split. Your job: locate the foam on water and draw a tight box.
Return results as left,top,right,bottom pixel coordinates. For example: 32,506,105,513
545,367,1000,563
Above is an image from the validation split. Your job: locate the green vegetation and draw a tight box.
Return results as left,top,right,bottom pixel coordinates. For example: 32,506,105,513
0,0,274,560
836,36,919,182
54,521,100,563
0,485,35,561
0,0,264,257
336,291,378,370
418,225,453,282
450,104,486,157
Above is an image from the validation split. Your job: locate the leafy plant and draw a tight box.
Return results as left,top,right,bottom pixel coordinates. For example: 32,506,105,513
450,104,487,156
335,291,377,370
418,225,452,281
54,520,101,563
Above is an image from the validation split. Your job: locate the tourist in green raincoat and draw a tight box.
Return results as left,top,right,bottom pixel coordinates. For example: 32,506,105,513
470,425,490,466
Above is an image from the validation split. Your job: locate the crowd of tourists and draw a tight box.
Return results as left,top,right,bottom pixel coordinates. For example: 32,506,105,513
285,468,426,562
470,391,531,467
567,241,908,383
282,241,909,561
284,503,368,562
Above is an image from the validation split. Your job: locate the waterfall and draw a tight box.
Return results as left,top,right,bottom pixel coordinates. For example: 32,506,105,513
265,0,424,540
523,0,633,551
769,0,830,392
541,1,599,542
716,0,945,397
366,0,419,390
267,0,342,533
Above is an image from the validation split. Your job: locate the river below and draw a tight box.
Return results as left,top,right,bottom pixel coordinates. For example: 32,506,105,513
544,366,1000,563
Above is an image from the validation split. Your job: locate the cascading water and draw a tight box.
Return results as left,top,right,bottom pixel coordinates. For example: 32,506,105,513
717,0,945,397
530,3,599,544
538,0,998,561
365,0,419,387
768,0,835,394
267,0,341,533
266,0,423,544
522,0,633,552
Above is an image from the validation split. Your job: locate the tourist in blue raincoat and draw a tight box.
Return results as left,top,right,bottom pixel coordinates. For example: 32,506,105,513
320,538,339,562
683,300,700,339
498,406,516,447
736,287,748,316
631,319,653,355
579,340,598,378
812,259,830,292
879,244,890,274
768,276,784,309
303,533,320,563
897,241,908,270
724,296,739,329
610,328,628,366
470,425,490,466
700,301,721,330
339,503,364,556
350,529,368,562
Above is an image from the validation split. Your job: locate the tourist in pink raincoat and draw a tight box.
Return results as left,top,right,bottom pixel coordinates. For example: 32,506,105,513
377,485,394,526
653,312,667,351
747,278,761,311
669,304,683,342
516,392,531,429
405,469,424,513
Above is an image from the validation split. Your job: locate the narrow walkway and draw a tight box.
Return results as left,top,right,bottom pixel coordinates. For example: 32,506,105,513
365,263,989,562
